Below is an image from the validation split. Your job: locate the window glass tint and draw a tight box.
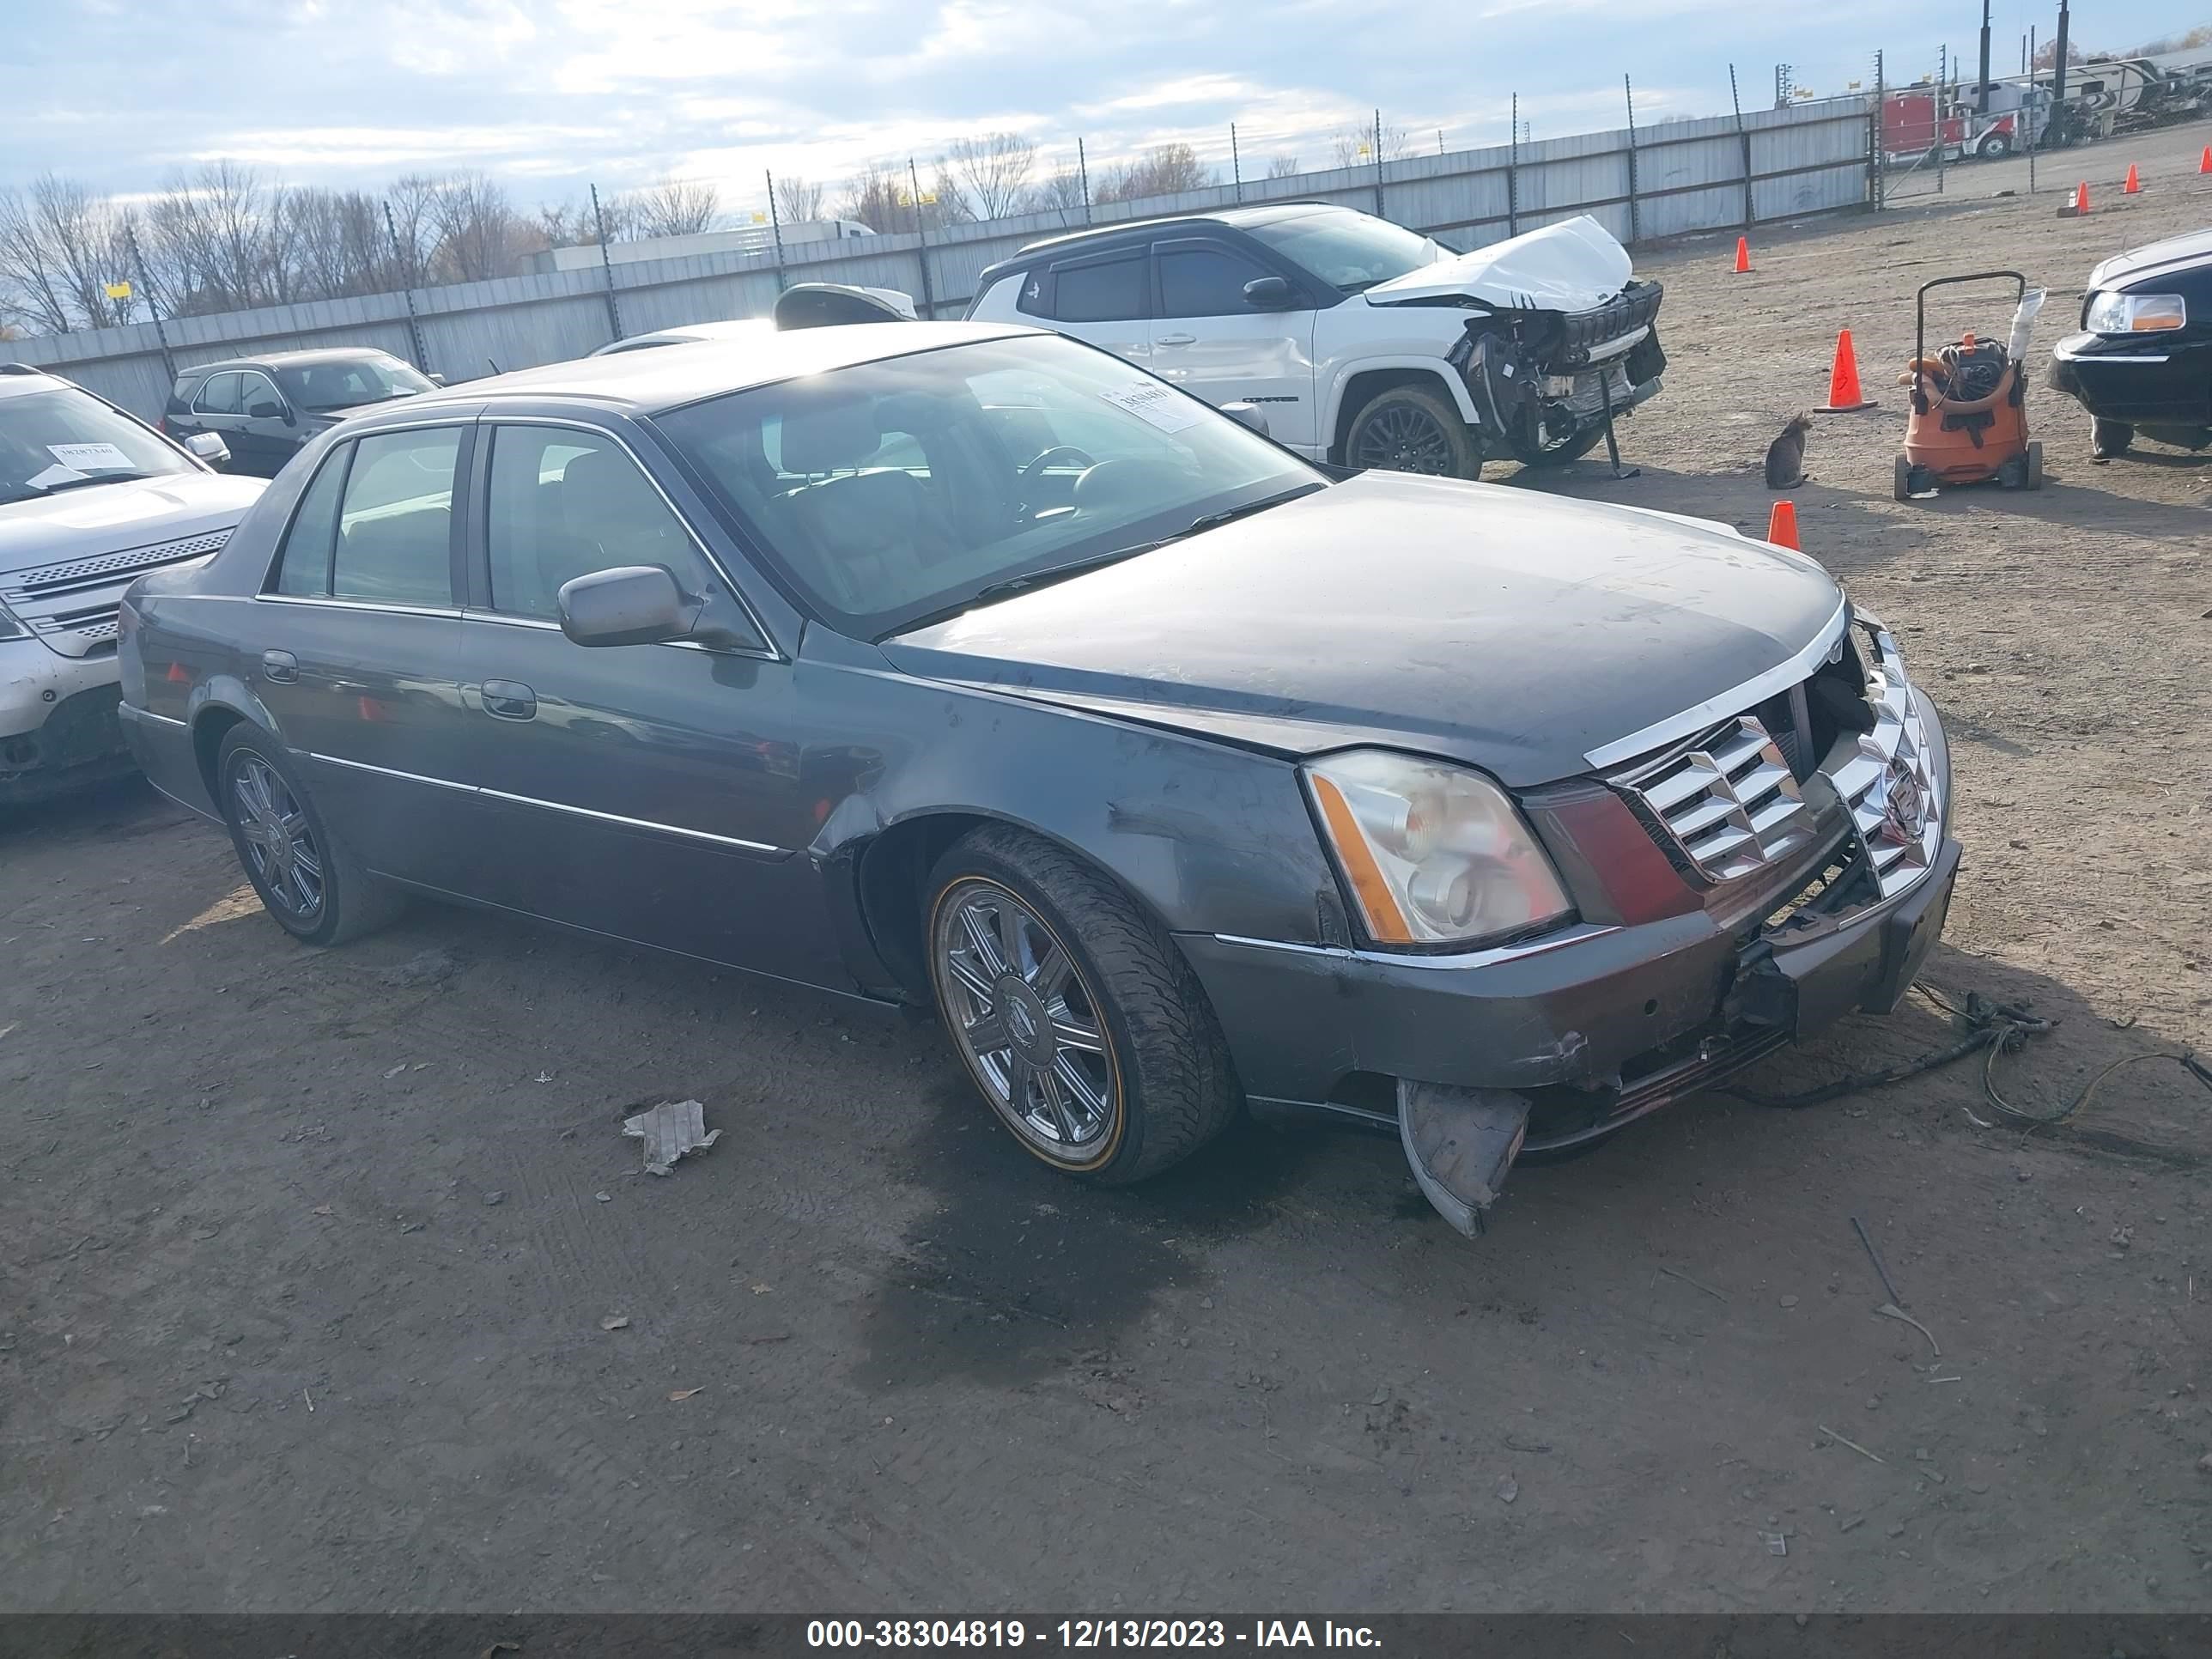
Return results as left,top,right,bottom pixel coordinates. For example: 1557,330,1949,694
483,426,715,620
239,374,285,418
193,373,242,416
1243,208,1443,293
653,332,1319,635
1011,270,1050,318
270,445,350,596
1158,245,1273,317
273,355,434,413
1050,254,1146,323
331,427,459,605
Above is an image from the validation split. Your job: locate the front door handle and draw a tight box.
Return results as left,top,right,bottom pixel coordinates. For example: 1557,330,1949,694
479,678,537,721
1155,332,1197,347
260,649,297,684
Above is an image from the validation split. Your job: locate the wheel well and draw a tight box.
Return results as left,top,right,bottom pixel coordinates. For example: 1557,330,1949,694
855,812,994,1002
1329,367,1465,463
191,707,246,802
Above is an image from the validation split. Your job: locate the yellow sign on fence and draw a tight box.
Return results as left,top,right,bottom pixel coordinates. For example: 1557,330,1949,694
105,281,132,301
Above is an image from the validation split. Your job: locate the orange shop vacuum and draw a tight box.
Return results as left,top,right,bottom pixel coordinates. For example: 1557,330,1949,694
1893,270,2045,500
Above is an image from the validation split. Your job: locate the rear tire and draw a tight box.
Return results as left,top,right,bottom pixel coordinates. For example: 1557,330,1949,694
2090,416,2134,459
2024,440,2045,490
1345,384,1483,480
1893,454,1915,501
925,824,1241,1185
216,726,403,946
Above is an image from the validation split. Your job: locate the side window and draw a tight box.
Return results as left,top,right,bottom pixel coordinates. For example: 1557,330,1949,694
194,373,242,416
1012,270,1051,319
483,425,718,622
331,427,461,606
269,444,352,597
240,373,284,418
1158,243,1275,318
1048,253,1147,324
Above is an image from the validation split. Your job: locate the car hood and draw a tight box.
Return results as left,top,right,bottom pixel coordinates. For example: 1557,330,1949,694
2088,225,2212,290
1364,215,1632,311
881,471,1844,788
0,472,266,574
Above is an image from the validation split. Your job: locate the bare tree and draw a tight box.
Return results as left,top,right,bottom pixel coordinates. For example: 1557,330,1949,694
946,131,1036,221
1095,143,1210,204
1330,122,1414,167
630,176,721,240
1027,167,1090,222
0,176,136,333
1264,154,1303,179
775,174,826,223
426,173,537,283
836,162,965,233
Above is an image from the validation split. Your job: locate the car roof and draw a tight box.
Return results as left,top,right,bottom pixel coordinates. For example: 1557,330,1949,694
1004,201,1340,262
179,347,406,377
0,364,70,399
592,319,781,354
398,320,1040,416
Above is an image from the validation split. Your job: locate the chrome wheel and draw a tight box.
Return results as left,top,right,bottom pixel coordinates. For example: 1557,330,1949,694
1352,401,1455,474
933,879,1118,1164
230,755,324,921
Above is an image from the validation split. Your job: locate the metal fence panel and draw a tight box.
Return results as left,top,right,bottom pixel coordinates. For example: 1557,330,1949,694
6,96,1875,416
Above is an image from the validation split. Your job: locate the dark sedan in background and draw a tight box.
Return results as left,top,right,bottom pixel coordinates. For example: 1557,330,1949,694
161,347,437,477
118,322,1957,1234
2049,226,2212,458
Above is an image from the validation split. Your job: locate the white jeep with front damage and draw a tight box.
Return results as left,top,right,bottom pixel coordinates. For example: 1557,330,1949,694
965,203,1665,479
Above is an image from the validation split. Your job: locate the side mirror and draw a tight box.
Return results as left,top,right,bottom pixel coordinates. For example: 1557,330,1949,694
1243,275,1296,311
1221,401,1271,438
557,565,696,647
248,398,289,423
183,431,230,469
427,372,447,386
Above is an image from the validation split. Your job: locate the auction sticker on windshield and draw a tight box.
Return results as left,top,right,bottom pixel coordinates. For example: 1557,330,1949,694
48,442,135,471
1098,382,1203,434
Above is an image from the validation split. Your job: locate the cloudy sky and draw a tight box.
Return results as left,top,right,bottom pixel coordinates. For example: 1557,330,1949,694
11,0,2202,217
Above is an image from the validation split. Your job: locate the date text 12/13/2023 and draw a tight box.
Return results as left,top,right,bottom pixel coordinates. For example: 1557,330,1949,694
805,1621,1383,1649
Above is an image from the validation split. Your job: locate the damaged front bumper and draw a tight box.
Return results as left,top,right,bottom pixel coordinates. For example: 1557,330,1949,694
1452,280,1668,461
1176,669,1957,1235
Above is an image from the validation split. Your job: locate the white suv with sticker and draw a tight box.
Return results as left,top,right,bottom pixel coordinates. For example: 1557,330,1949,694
966,204,1666,480
0,365,264,801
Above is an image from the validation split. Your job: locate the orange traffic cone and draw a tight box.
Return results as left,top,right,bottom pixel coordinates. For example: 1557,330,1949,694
1765,501,1800,551
2124,162,2142,194
2075,180,2091,214
2200,144,2212,174
1733,235,1752,273
1817,329,1875,413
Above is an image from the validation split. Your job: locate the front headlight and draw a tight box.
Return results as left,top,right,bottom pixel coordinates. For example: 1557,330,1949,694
1304,749,1574,948
2085,290,2186,334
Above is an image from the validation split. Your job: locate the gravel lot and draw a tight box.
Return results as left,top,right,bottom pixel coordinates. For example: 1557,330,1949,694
6,129,2210,1614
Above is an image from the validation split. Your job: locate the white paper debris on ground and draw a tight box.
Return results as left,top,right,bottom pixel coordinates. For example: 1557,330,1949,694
623,1099,721,1176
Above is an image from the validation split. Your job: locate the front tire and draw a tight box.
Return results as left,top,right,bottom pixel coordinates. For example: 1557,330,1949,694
926,825,1241,1185
1345,384,1483,480
216,726,402,946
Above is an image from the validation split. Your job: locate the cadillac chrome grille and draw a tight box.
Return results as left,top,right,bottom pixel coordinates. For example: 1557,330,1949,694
1613,714,1814,882
1821,629,1942,898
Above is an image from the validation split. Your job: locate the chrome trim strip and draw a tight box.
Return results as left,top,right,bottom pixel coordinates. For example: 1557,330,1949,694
255,594,464,620
1583,595,1850,770
1211,921,1621,970
127,707,188,728
305,750,788,855
2054,340,2172,362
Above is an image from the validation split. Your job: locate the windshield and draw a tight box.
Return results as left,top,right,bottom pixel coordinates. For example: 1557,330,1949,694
0,386,195,506
272,355,433,412
653,334,1322,637
1244,208,1444,293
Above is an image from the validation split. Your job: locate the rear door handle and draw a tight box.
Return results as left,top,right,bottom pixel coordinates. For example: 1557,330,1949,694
1155,332,1197,347
479,678,537,721
260,649,297,684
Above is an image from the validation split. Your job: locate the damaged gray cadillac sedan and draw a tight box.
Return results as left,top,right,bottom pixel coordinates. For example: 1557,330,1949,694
117,322,1956,1233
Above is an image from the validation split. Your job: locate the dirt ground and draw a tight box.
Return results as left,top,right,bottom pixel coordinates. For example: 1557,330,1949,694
5,129,2211,1615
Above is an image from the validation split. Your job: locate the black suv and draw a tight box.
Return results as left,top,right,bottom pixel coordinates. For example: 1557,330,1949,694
161,349,438,477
